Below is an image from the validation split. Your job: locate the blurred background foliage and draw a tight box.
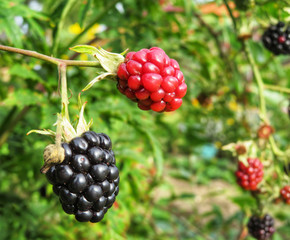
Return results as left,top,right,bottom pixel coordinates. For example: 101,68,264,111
0,0,289,239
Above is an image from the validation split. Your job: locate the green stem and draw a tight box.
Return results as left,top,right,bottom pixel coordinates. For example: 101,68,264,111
243,41,286,158
223,0,237,32
58,64,70,121
0,45,100,67
244,42,267,122
264,84,290,94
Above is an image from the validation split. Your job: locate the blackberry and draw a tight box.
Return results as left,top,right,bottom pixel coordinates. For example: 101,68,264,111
117,47,187,112
45,131,119,222
262,22,290,55
247,214,275,240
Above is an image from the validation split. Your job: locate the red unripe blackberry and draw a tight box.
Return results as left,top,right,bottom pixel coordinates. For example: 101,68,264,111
45,131,119,223
117,47,187,112
247,214,275,240
280,185,290,204
235,158,264,191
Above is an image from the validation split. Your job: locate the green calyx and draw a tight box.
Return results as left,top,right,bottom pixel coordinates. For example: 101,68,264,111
70,45,126,91
27,98,93,143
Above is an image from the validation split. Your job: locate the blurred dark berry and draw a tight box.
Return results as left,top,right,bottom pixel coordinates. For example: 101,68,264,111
262,22,290,55
247,214,275,240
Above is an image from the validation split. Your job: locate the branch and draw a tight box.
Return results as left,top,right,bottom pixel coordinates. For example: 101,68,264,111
0,45,100,68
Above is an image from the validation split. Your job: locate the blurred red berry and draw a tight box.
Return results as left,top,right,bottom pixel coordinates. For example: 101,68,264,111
235,158,264,191
280,186,290,205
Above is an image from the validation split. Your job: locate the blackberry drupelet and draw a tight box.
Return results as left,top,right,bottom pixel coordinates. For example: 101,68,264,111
262,22,290,55
247,214,275,240
46,131,119,222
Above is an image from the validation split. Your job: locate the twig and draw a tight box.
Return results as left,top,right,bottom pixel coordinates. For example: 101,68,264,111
0,45,100,67
264,84,290,94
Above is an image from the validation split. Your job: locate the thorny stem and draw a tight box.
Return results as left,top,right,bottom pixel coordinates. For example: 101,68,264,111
0,45,100,67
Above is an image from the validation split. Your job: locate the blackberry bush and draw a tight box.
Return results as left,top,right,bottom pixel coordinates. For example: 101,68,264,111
262,22,290,55
235,158,264,191
247,214,275,240
46,131,119,222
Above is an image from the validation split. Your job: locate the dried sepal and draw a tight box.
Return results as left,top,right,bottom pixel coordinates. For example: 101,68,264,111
41,144,65,173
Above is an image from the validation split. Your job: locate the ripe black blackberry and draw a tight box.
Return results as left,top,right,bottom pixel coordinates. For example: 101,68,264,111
262,22,290,55
46,131,119,222
247,214,275,240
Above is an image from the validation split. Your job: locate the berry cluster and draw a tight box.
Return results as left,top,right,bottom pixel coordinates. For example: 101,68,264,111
235,158,264,191
247,214,275,240
262,22,290,55
46,131,119,222
280,186,290,204
117,47,187,112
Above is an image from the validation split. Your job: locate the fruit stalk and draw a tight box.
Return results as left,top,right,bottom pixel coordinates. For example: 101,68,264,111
0,45,100,67
59,64,70,122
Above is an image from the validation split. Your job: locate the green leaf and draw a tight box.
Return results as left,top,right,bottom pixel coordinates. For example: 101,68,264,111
3,89,44,107
78,0,91,28
9,64,43,82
